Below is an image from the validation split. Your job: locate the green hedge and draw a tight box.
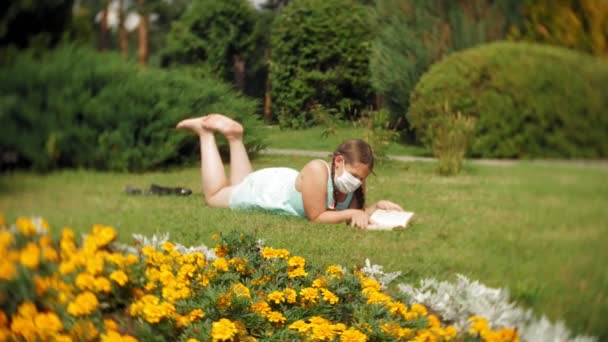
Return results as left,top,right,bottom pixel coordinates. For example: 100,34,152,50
409,41,608,158
0,45,265,171
270,0,373,128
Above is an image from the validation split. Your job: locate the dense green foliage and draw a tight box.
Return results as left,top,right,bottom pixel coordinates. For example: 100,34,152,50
409,41,608,158
0,45,265,172
161,0,258,86
370,0,520,140
270,0,374,128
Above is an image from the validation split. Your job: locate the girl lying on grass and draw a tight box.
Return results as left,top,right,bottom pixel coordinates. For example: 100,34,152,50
176,114,403,228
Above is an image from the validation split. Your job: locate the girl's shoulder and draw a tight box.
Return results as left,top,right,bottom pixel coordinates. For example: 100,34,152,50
300,159,329,175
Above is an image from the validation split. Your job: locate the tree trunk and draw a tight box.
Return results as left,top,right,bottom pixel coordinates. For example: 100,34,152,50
119,0,129,58
263,48,272,122
232,54,246,91
137,2,148,65
99,0,109,50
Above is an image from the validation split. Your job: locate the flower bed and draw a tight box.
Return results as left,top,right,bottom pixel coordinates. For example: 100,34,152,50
0,215,526,341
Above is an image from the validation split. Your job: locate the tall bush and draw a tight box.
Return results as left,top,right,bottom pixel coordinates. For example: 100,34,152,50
370,0,520,140
161,0,258,90
270,0,374,128
0,45,264,172
409,41,608,159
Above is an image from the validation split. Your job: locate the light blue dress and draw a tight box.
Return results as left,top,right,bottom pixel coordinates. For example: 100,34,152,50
228,161,353,217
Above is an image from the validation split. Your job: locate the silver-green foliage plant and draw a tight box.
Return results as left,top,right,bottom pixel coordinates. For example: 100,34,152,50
270,0,374,128
398,274,597,342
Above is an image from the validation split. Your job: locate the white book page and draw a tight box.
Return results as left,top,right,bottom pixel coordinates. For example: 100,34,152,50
367,210,414,230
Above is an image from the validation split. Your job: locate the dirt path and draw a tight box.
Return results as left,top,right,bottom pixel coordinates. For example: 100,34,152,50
261,148,608,170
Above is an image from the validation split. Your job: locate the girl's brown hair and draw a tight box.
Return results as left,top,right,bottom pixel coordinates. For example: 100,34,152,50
330,139,374,209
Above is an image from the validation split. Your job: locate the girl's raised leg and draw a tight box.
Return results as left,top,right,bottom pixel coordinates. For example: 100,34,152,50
176,117,233,207
201,114,252,186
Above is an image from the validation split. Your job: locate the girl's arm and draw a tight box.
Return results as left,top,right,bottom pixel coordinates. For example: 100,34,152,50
298,160,370,227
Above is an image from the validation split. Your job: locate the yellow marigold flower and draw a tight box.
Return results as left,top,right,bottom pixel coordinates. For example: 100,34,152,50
211,318,237,342
288,266,308,278
267,291,285,304
101,330,138,342
365,291,391,305
59,261,77,275
86,256,105,275
188,309,205,321
213,257,229,272
310,321,336,341
321,288,339,304
186,339,200,342
95,276,112,293
441,326,458,340
67,291,99,317
110,270,129,286
228,257,248,274
340,328,368,342
250,301,271,316
300,287,319,304
70,319,99,341
312,277,328,289
288,320,309,333
496,327,519,342
214,244,229,257
0,259,16,280
326,265,343,279
92,224,117,247
16,217,36,236
0,230,14,249
125,254,138,265
41,245,59,262
283,288,297,304
19,242,40,269
10,316,37,341
288,256,306,268
17,302,38,319
468,316,489,335
266,311,286,324
231,283,251,298
261,247,290,259
33,312,63,337
75,273,96,291
428,314,440,329
360,277,382,291
386,301,408,317
104,319,119,332
410,303,428,317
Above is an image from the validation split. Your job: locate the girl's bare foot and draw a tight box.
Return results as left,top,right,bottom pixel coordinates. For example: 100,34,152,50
201,114,244,140
176,117,207,134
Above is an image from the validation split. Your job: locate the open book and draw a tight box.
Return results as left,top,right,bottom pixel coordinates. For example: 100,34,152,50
367,209,414,230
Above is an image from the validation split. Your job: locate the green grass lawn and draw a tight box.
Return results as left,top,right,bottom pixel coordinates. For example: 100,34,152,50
260,124,430,157
1,155,607,339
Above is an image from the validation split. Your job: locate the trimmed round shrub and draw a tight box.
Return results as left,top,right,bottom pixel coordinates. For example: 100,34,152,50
409,41,608,158
270,0,373,128
0,45,265,172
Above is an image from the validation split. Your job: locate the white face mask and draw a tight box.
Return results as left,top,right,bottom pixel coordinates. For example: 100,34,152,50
334,160,362,193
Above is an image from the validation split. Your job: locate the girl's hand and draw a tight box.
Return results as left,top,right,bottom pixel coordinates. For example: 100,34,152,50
375,200,403,212
350,210,370,228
